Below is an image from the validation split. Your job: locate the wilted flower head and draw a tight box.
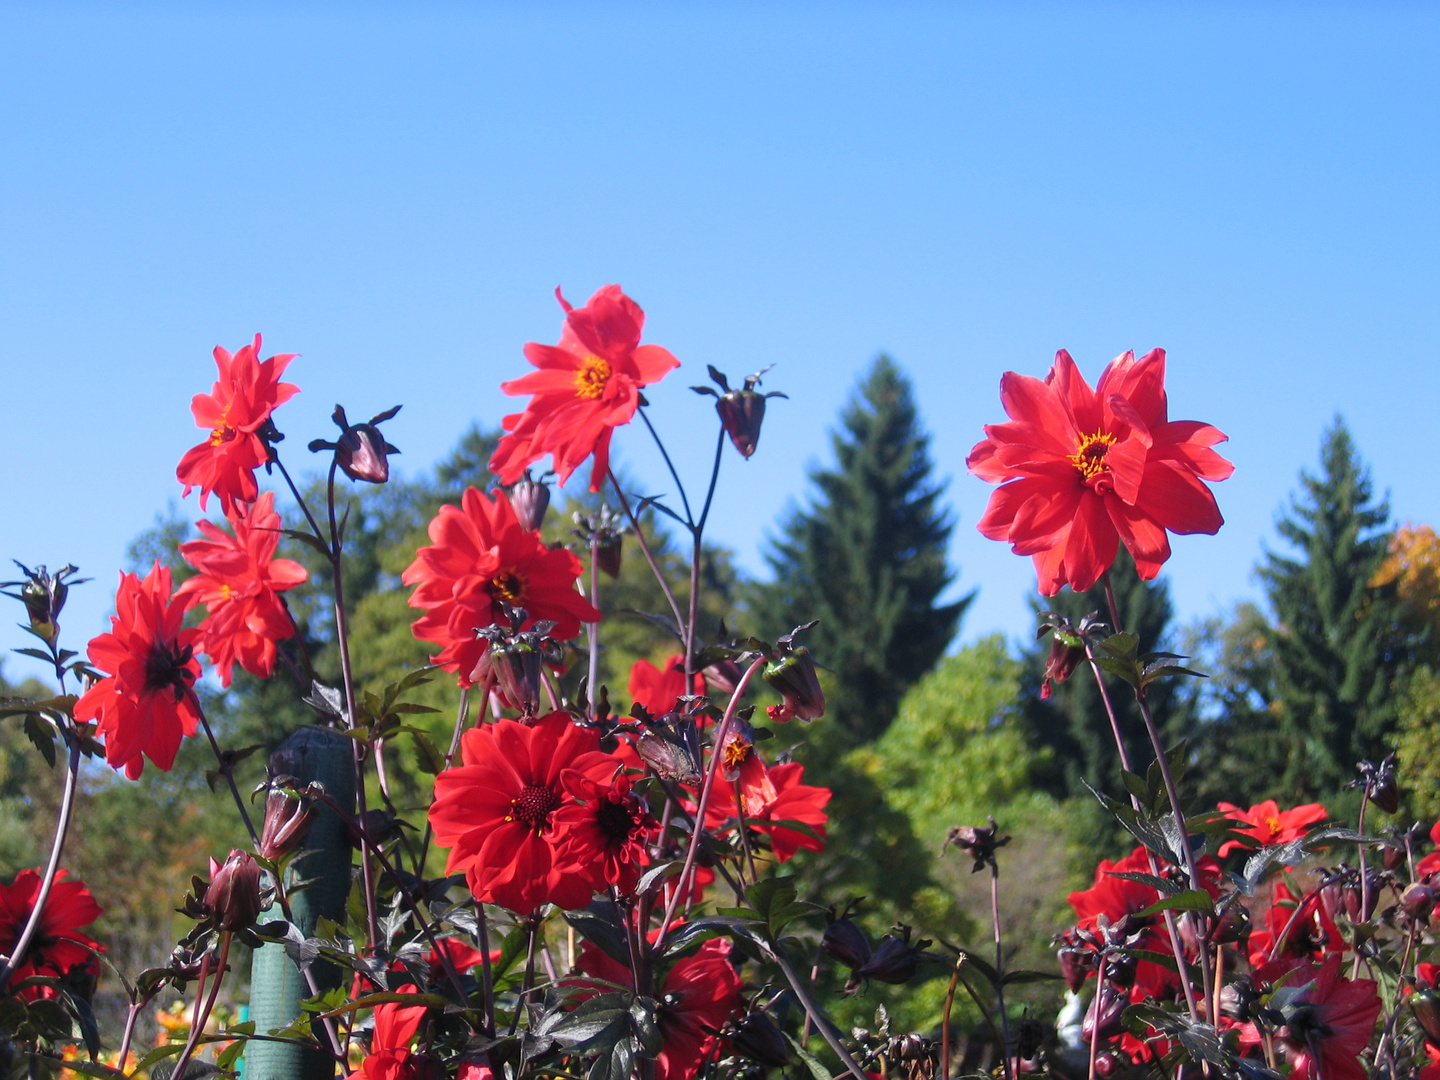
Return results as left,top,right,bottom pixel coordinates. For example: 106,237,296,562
310,404,401,484
692,365,787,459
259,777,321,861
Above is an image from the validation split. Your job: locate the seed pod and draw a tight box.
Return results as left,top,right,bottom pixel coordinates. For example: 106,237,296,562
856,936,923,985
821,917,872,970
1413,990,1440,1047
692,366,787,459
730,1011,791,1068
310,404,401,484
259,779,320,861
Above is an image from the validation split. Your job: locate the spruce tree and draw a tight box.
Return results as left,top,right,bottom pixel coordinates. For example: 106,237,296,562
1257,417,1410,797
750,355,969,744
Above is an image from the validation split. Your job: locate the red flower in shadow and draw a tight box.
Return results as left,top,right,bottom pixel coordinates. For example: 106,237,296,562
1253,955,1380,1080
0,869,102,1000
628,654,704,715
176,334,299,514
490,286,680,492
177,491,308,686
968,348,1232,594
75,563,202,779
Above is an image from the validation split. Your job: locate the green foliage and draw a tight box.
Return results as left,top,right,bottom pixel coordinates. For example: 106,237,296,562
1389,665,1440,822
747,356,970,745
1255,417,1413,798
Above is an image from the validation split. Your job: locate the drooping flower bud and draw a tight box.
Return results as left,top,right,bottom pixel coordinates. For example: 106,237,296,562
205,849,263,931
1402,883,1437,923
479,609,561,719
729,1011,791,1067
634,707,704,785
1211,901,1251,945
309,404,401,485
1015,1016,1045,1061
1081,987,1127,1043
1,562,87,644
1041,628,1086,700
259,778,321,861
573,506,626,580
822,914,872,970
855,930,930,985
1413,990,1440,1047
692,366,787,459
507,472,552,532
763,626,825,723
703,658,744,696
1356,756,1400,814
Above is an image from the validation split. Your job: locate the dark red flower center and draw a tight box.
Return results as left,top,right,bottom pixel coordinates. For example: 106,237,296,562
595,793,645,845
1068,431,1116,480
508,784,562,832
488,568,526,606
144,641,195,701
574,356,612,400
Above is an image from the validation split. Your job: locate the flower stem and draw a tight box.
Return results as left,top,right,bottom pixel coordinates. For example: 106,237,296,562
990,863,1013,1080
587,534,601,719
637,407,694,526
653,656,767,956
0,729,81,992
606,468,686,633
172,932,232,1080
685,428,727,680
768,940,869,1080
192,698,261,849
1352,790,1372,980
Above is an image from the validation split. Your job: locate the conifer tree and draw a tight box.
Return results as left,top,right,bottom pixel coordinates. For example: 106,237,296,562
1257,417,1410,796
750,356,969,744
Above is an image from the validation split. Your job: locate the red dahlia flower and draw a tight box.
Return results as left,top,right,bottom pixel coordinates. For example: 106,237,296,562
1247,878,1344,967
347,985,428,1080
489,285,681,492
176,334,299,514
1254,955,1380,1080
402,487,601,687
428,713,619,914
176,491,308,687
75,563,202,779
1415,816,1440,878
1217,799,1329,857
578,938,744,1080
0,869,102,1000
629,654,704,715
555,767,655,894
968,349,1233,594
706,759,830,862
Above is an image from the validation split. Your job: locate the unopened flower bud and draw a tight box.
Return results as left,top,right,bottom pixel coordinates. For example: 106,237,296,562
822,917,872,970
730,1012,790,1068
310,404,401,485
1015,1017,1045,1061
1,562,86,643
702,658,744,696
595,535,623,579
1102,952,1137,988
491,639,545,717
763,645,825,723
1211,902,1251,945
1081,988,1126,1043
693,366,786,459
205,849,263,931
508,473,552,532
259,779,320,860
857,935,924,985
1403,884,1437,923
1041,630,1086,700
1356,756,1400,814
1414,990,1440,1047
1057,944,1093,994
1093,1053,1121,1079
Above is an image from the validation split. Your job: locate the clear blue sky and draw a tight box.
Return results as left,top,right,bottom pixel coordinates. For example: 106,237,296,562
3,2,1437,685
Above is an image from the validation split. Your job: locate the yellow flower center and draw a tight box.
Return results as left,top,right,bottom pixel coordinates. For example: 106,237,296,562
208,405,237,447
488,568,526,606
722,735,753,771
1068,431,1117,480
1264,816,1281,838
218,584,234,602
574,355,612,399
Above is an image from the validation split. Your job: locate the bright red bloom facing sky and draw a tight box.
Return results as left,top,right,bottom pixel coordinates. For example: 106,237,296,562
1217,799,1329,856
176,334,299,514
490,285,681,492
176,491,308,687
402,486,601,687
75,563,202,779
0,869,102,1000
968,348,1234,594
428,713,620,914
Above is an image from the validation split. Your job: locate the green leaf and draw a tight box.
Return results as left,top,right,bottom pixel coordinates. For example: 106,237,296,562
1105,871,1184,897
1099,632,1139,659
23,713,57,767
1001,969,1064,986
786,1034,835,1080
1134,889,1215,919
410,731,445,775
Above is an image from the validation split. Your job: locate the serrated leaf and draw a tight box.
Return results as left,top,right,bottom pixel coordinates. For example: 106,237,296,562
1093,656,1141,687
1098,632,1139,659
1105,871,1184,897
23,713,57,767
410,731,445,775
786,1034,834,1080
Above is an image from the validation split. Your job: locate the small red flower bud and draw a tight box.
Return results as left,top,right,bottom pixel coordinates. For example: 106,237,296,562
1041,630,1086,700
507,473,552,532
1211,902,1251,945
763,645,825,723
1081,988,1127,1043
1403,883,1436,923
693,366,787,459
205,849,263,931
595,536,623,579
